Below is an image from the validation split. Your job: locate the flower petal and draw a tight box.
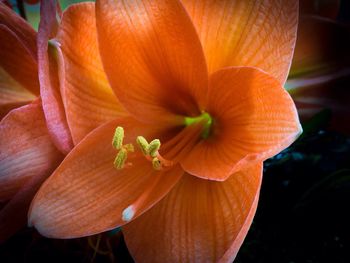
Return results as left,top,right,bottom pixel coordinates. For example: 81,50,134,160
182,0,298,84
38,0,74,154
182,67,302,181
0,100,63,201
123,163,262,263
56,2,127,144
0,3,37,59
300,0,340,19
29,117,183,238
95,0,208,122
289,16,350,79
0,67,35,105
0,24,39,95
0,100,31,120
0,163,56,243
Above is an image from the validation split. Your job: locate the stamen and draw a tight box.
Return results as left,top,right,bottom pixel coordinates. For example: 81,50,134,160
112,127,173,171
122,205,135,222
152,157,162,170
136,136,149,155
112,126,124,150
112,127,134,170
113,148,128,170
148,139,161,157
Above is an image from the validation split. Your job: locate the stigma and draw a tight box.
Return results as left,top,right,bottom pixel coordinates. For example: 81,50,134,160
184,111,213,139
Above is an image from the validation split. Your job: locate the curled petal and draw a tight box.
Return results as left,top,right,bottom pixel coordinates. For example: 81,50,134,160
123,164,262,263
38,0,74,154
182,67,302,181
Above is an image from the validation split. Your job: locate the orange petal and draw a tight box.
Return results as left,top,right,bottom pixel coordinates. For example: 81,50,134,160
0,100,32,120
0,100,63,201
0,3,37,59
56,2,127,144
182,0,298,84
300,0,340,19
29,117,183,238
0,67,35,105
182,67,302,181
95,0,208,122
0,161,57,243
289,16,350,78
38,0,74,154
0,24,39,95
123,163,262,262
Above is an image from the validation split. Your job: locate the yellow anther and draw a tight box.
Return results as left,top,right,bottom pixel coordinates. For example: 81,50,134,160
112,126,124,150
152,157,162,170
114,148,128,170
148,139,161,158
136,136,149,155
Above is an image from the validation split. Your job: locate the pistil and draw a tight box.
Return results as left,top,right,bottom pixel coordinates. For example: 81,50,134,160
184,111,213,138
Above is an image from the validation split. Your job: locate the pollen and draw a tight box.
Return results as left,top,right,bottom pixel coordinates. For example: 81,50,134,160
112,126,124,150
136,136,172,171
148,139,161,157
136,136,149,155
112,127,173,171
114,148,128,170
112,126,134,170
152,157,162,170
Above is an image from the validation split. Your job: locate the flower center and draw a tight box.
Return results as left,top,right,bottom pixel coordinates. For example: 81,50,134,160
184,111,212,139
112,113,212,222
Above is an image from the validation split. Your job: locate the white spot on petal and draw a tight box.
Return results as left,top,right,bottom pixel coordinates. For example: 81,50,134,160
122,205,135,222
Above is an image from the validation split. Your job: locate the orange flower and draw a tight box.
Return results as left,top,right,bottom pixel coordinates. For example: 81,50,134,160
0,3,63,242
29,0,301,261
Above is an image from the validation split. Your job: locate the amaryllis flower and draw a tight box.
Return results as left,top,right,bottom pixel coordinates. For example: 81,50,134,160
29,0,301,262
0,3,63,242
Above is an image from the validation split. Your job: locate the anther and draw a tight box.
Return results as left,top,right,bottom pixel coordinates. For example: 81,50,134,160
152,157,162,170
114,148,128,170
112,126,135,170
148,139,161,158
136,136,149,155
112,126,124,150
